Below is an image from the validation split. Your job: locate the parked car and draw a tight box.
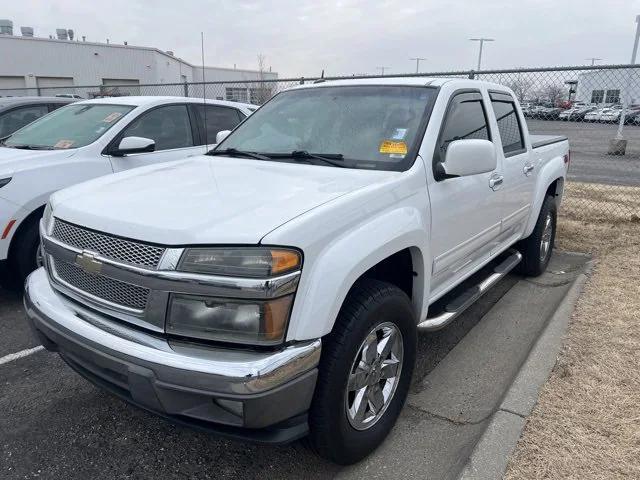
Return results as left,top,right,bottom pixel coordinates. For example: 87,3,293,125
0,97,75,139
585,105,622,122
0,96,255,282
558,105,597,121
26,78,569,464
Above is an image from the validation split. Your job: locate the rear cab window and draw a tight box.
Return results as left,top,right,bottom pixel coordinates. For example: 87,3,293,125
489,91,526,156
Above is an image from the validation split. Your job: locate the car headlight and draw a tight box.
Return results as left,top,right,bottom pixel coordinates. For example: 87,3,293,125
170,247,302,345
167,293,293,345
178,247,301,277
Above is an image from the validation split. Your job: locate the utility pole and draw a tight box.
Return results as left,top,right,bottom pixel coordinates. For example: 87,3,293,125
376,66,391,76
410,57,427,73
585,57,603,66
610,15,640,155
469,38,494,71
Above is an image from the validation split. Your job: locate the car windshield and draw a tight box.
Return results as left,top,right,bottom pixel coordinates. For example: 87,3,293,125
3,103,134,149
217,85,437,170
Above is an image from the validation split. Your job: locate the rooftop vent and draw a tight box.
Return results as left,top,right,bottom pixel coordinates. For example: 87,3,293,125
0,19,13,35
21,26,34,37
166,50,174,56
56,28,68,40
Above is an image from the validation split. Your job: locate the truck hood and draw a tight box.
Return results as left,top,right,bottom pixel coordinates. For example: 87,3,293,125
52,156,397,245
0,146,76,177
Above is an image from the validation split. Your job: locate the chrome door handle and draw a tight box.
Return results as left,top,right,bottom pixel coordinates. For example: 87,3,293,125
489,175,504,189
524,163,535,175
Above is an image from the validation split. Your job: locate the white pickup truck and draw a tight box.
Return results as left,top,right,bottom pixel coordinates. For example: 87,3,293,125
25,78,569,464
0,96,254,283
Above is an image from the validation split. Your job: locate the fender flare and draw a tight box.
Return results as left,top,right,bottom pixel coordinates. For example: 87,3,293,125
523,156,565,238
285,206,429,341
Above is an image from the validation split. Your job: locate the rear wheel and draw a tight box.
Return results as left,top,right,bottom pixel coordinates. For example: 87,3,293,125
307,278,416,464
516,195,557,277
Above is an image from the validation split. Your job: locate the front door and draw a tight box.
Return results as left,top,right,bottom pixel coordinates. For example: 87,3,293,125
427,90,504,301
109,104,205,172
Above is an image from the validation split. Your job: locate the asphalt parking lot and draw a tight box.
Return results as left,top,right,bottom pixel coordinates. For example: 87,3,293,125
0,252,589,480
526,119,640,186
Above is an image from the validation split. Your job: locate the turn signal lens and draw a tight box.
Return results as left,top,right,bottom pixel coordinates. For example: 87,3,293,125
179,247,301,277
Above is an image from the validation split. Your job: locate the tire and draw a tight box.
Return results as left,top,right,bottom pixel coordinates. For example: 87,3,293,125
516,195,557,277
307,278,416,465
9,217,41,285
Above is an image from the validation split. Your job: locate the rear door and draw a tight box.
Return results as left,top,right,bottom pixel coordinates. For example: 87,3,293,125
488,91,535,244
427,89,504,299
109,103,205,172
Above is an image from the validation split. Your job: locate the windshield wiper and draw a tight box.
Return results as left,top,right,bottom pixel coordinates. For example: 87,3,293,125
207,148,271,161
268,150,346,168
5,144,54,150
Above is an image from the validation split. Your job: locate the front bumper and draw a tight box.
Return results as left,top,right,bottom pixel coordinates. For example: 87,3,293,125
24,268,321,444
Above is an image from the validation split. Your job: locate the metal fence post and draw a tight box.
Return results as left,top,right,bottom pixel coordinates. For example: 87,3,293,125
300,77,305,85
468,70,475,79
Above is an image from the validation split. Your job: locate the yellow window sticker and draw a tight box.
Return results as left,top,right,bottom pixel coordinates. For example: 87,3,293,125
103,112,123,123
54,139,75,149
379,140,407,155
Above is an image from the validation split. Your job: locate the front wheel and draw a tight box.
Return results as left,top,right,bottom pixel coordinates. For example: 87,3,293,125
307,278,416,464
516,195,557,277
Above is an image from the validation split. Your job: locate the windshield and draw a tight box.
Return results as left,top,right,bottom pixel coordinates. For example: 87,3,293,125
217,85,437,170
4,103,134,149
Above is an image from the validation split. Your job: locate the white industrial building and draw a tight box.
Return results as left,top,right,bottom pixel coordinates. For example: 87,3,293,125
0,19,278,101
575,68,640,105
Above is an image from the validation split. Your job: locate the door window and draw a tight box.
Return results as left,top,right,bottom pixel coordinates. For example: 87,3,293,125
0,104,49,137
490,98,525,156
193,105,244,145
121,105,193,151
435,92,490,168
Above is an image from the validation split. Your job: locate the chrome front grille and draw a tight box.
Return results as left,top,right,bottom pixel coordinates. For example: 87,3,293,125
52,219,165,269
53,259,150,311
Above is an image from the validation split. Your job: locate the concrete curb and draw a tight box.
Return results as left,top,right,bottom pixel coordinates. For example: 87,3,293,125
457,260,593,480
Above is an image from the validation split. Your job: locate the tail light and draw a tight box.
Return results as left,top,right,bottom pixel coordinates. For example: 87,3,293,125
563,150,571,168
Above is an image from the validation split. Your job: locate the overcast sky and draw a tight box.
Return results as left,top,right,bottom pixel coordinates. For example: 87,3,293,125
4,0,640,77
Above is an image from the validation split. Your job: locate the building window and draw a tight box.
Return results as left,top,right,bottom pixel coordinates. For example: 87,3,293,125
591,90,604,104
225,87,248,103
605,89,620,104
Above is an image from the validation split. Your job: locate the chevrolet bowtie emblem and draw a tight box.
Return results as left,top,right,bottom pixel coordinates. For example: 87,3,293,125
75,250,102,275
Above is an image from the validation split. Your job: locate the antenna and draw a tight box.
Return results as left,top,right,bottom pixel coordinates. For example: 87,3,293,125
201,31,209,149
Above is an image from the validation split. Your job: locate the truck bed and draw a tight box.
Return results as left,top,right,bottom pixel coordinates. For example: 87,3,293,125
530,134,568,149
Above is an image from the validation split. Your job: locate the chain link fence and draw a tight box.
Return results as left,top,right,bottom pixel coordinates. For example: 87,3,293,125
1,64,639,222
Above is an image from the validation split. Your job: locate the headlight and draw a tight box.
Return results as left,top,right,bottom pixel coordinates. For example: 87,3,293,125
42,202,54,235
167,294,293,345
178,247,301,277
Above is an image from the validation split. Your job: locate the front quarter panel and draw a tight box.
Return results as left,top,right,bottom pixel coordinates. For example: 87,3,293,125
262,163,431,341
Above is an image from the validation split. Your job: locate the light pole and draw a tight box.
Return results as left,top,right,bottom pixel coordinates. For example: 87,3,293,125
376,66,391,76
469,38,494,71
410,57,427,73
585,57,603,66
610,15,640,155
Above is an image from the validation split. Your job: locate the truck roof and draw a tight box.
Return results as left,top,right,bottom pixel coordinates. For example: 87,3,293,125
288,76,511,92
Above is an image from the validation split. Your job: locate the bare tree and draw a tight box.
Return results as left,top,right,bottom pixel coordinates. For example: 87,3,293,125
505,75,533,103
253,53,273,105
534,84,567,106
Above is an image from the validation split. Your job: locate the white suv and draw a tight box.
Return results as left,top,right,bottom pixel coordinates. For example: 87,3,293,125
0,96,254,282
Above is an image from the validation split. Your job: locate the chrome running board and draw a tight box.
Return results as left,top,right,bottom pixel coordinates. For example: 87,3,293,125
418,250,522,332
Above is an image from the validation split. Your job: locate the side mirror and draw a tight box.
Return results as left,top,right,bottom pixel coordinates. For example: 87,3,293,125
436,139,496,179
216,130,231,144
112,136,155,156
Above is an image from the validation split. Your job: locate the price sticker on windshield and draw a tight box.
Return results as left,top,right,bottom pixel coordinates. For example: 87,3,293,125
379,140,407,155
102,112,123,123
54,139,75,149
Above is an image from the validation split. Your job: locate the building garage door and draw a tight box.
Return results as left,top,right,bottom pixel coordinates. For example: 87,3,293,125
36,76,74,96
101,78,141,97
0,76,27,97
